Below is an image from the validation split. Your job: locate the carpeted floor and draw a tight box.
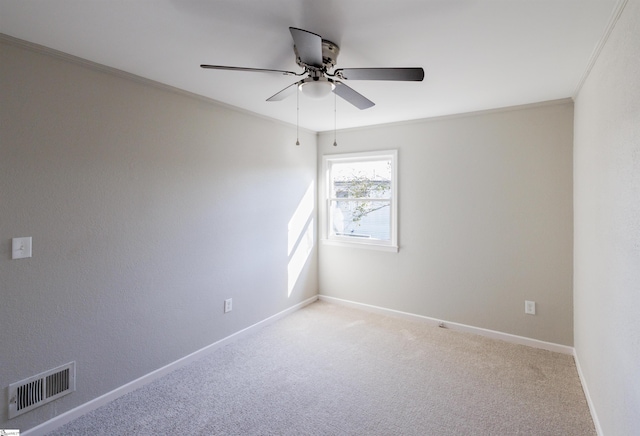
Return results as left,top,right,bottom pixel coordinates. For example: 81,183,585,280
48,300,595,435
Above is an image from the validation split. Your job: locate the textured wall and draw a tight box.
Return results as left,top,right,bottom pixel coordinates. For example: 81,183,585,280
318,101,574,346
573,0,640,434
0,38,317,431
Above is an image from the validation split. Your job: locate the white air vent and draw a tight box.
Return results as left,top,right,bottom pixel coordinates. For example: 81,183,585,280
8,362,76,419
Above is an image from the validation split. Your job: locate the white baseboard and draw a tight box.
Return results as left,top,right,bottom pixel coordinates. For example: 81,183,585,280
23,295,318,436
573,350,603,436
318,295,574,355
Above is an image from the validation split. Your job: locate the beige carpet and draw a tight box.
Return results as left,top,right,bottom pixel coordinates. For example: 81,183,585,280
48,300,595,435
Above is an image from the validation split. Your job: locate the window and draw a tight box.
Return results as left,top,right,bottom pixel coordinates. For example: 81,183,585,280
322,150,398,252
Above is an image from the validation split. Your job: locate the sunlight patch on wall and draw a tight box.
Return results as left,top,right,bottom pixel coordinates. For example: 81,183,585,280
287,182,315,297
288,220,314,297
288,183,315,256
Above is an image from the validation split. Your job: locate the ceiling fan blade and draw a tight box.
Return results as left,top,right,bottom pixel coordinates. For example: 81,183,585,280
266,81,301,102
200,65,299,76
335,67,425,81
289,27,323,68
333,82,375,110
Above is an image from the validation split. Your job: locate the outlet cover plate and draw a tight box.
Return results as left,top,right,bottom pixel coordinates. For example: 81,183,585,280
525,300,536,315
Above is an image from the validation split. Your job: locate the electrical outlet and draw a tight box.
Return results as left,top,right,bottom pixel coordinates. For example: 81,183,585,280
224,298,232,313
525,300,536,315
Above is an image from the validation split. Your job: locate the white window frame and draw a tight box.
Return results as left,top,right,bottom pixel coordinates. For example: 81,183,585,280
321,150,398,252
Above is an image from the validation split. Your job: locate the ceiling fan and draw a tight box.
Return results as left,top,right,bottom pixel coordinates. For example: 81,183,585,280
201,27,424,110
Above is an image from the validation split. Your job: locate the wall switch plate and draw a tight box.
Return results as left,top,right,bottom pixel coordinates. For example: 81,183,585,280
12,237,32,259
224,298,232,313
525,300,536,315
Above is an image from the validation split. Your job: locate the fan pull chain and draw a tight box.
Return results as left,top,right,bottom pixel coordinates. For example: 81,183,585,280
333,91,338,147
295,85,300,146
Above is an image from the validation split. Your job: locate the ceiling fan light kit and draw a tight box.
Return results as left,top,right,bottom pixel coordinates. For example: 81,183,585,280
299,77,335,99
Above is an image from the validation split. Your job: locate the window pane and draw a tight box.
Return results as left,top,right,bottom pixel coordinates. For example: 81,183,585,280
331,200,391,241
331,160,392,199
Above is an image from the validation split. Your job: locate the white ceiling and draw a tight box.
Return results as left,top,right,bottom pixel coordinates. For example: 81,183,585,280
1,0,619,132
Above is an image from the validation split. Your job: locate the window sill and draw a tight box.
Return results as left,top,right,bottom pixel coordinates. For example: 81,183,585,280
321,238,399,253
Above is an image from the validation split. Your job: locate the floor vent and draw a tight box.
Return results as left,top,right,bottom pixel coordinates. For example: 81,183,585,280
8,362,76,419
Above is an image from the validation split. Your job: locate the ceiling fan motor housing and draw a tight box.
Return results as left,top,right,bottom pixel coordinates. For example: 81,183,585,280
294,39,340,71
321,40,340,70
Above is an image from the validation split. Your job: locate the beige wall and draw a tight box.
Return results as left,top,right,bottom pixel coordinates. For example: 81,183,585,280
574,0,640,434
318,101,574,346
0,37,317,431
